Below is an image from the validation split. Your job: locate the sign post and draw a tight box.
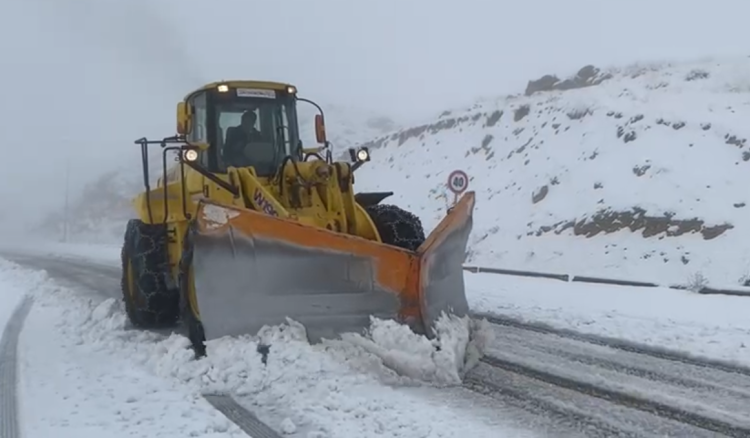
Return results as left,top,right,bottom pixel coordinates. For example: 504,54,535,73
446,169,469,208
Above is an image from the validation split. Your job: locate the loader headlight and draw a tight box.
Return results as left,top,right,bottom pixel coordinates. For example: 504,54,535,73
349,147,370,163
286,85,297,94
183,149,199,162
217,84,229,92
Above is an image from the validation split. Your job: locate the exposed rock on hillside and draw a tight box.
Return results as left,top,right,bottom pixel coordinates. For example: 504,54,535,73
530,208,733,240
525,65,612,96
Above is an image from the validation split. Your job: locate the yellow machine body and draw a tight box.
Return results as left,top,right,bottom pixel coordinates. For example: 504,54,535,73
123,80,475,352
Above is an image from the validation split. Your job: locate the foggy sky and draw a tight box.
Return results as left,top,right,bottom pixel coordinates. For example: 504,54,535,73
1,0,748,232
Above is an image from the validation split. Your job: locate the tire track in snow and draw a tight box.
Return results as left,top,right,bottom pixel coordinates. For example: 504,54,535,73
466,359,726,438
477,354,750,437
467,321,750,437
0,253,120,299
464,369,639,437
0,297,33,438
475,312,750,377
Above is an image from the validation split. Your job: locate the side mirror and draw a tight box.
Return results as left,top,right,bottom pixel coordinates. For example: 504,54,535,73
315,114,327,144
176,102,192,135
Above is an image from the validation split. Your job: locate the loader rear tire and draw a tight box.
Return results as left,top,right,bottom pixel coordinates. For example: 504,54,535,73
120,219,180,328
366,204,425,251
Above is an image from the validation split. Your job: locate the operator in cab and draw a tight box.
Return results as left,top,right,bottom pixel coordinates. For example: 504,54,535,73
223,110,263,166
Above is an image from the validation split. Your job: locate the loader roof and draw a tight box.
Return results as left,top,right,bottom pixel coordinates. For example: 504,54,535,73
185,80,296,101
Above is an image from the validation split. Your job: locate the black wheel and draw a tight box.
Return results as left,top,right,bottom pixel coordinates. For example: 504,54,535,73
179,227,207,358
120,219,180,328
365,204,426,251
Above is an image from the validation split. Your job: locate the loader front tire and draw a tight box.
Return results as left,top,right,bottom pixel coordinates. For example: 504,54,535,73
366,204,425,251
120,219,180,328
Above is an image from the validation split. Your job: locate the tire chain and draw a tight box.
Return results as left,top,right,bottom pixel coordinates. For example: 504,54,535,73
366,204,426,251
123,220,180,327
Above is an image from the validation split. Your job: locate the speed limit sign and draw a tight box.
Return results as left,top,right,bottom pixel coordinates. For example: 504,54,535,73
447,169,469,195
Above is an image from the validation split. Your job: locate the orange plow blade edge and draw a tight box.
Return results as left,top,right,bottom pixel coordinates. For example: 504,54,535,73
188,192,475,343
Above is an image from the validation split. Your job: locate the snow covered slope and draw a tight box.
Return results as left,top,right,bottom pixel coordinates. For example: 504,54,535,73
354,58,750,286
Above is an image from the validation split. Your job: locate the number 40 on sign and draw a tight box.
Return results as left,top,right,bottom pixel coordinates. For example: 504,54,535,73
446,169,469,206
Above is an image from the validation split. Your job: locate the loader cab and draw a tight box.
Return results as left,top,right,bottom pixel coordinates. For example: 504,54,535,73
180,82,302,177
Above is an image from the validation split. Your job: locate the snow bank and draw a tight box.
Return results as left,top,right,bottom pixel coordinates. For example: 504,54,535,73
341,315,493,385
355,57,750,286
18,292,247,438
466,272,750,367
0,259,504,437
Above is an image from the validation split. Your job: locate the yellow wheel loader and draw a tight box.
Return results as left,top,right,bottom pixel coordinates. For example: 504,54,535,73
120,80,476,357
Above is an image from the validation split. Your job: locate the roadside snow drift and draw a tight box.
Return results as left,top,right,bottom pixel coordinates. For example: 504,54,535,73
0,263,27,332
0,259,503,438
356,57,750,286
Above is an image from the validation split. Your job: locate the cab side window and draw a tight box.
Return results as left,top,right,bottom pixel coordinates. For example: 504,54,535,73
187,92,209,167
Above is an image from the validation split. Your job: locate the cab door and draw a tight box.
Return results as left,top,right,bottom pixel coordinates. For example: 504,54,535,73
185,92,211,203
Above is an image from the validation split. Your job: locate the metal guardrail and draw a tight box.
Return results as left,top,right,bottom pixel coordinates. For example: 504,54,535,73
462,266,750,297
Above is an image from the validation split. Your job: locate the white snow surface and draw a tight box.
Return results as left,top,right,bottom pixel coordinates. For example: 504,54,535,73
466,271,750,367
0,262,248,438
201,204,240,229
0,258,514,438
19,302,248,438
0,263,28,335
354,57,750,286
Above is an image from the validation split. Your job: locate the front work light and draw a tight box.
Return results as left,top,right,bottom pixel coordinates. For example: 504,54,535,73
349,147,370,163
217,84,229,92
183,149,199,162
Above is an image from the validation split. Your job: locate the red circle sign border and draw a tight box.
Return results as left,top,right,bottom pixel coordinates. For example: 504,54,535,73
447,169,469,194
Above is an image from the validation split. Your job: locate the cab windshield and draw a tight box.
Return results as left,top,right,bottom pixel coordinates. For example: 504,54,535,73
216,94,298,176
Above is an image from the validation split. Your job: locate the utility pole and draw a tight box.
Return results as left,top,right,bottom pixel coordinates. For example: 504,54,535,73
63,158,70,243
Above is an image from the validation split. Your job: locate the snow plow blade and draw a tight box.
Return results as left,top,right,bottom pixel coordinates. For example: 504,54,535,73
189,192,475,343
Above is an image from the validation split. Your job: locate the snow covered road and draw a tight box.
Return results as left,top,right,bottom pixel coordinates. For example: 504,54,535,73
0,263,249,438
0,256,524,438
471,321,750,437
3,251,750,437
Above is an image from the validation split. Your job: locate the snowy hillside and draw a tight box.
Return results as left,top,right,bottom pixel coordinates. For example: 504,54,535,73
298,103,399,151
39,105,400,243
42,57,750,286
354,58,750,286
